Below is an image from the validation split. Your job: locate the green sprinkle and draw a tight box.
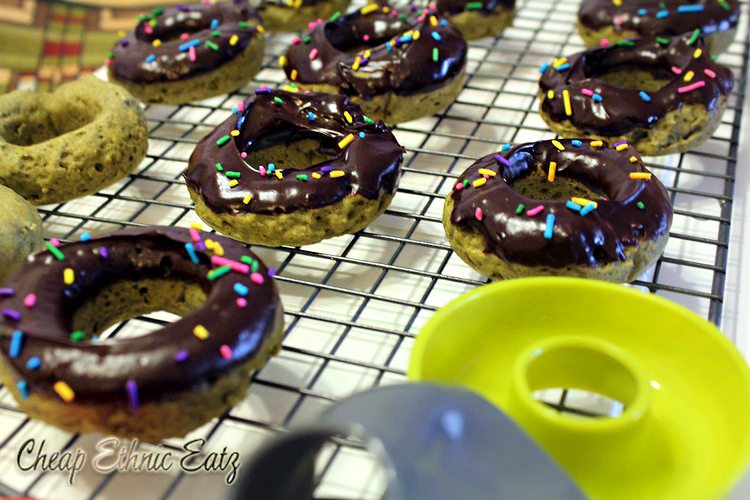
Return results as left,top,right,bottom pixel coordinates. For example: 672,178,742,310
251,260,259,273
238,21,249,28
466,1,484,10
273,96,283,104
462,179,469,188
363,116,375,125
636,201,645,210
212,30,221,37
108,51,114,58
208,265,231,281
216,135,231,147
515,203,525,215
303,35,311,43
226,171,241,179
152,7,164,16
711,55,719,61
399,14,408,22
70,331,85,342
330,11,341,22
296,174,309,181
240,256,254,265
205,40,219,51
719,0,731,10
617,40,635,46
432,47,439,62
687,28,700,45
46,242,65,261
655,37,670,45
215,163,224,172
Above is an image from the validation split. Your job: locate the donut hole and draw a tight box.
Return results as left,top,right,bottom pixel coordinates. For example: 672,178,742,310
324,16,408,54
0,96,99,146
585,64,673,92
510,165,606,201
242,127,339,169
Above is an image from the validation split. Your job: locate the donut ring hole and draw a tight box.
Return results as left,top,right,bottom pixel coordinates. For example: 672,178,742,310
509,164,607,202
136,11,215,44
324,16,408,54
241,126,341,170
583,58,674,92
0,95,99,146
66,241,211,341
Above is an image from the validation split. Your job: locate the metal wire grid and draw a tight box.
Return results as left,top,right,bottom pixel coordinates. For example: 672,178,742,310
0,0,749,497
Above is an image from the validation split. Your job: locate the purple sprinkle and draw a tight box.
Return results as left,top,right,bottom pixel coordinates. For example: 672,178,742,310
121,39,129,47
0,288,15,297
268,267,276,277
320,165,333,173
175,349,189,363
100,246,109,259
494,154,510,167
360,57,369,65
196,241,207,252
614,141,627,148
255,87,272,95
3,309,21,321
126,379,140,412
176,4,190,11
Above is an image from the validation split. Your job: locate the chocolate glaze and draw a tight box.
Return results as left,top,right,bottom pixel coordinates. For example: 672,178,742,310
434,0,515,15
538,34,734,136
579,0,739,39
282,4,467,98
0,226,282,404
184,89,405,215
110,1,262,84
449,139,673,268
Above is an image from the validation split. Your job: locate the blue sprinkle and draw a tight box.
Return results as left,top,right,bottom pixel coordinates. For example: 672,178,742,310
233,283,249,297
431,31,442,41
179,39,201,52
678,5,704,13
255,87,272,94
386,41,393,52
648,115,659,123
501,143,511,152
571,139,583,147
185,243,200,265
210,18,219,29
593,93,603,102
580,203,596,216
308,112,316,121
544,214,555,240
656,9,669,18
17,380,29,400
555,63,570,72
440,19,448,26
26,357,41,370
9,330,23,358
359,132,365,138
146,54,156,63
539,62,550,73
566,200,582,212
639,91,651,102
637,8,647,15
80,232,91,242
399,34,413,43
268,163,275,172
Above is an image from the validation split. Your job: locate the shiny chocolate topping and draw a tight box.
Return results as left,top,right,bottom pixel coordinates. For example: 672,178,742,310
184,89,405,215
0,226,282,404
434,0,515,15
538,33,733,136
449,139,673,268
578,0,739,40
282,3,467,98
109,1,262,84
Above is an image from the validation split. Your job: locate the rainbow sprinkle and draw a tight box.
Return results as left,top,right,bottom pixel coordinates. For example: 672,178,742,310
543,214,555,239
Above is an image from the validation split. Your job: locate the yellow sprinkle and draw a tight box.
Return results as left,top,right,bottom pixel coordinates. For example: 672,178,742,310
548,161,557,182
283,84,297,92
229,34,239,47
205,239,215,250
228,180,239,187
477,168,497,177
352,57,361,71
547,90,555,99
213,243,224,256
338,134,355,149
279,55,287,67
344,111,353,123
191,222,203,230
430,15,438,26
54,381,75,403
382,6,389,13
257,25,265,33
629,156,638,163
613,0,622,6
413,30,420,40
275,170,283,180
693,48,702,58
553,57,568,68
312,172,322,179
63,268,74,285
290,69,298,81
330,170,346,178
590,140,603,148
552,140,565,151
119,30,126,37
630,172,652,180
243,194,252,204
472,178,487,188
364,50,371,59
683,70,695,82
152,39,162,47
572,197,598,208
615,143,629,151
563,89,572,116
193,325,210,340
230,129,240,137
360,3,379,14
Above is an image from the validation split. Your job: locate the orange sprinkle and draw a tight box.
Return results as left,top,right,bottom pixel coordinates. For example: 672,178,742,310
548,161,557,182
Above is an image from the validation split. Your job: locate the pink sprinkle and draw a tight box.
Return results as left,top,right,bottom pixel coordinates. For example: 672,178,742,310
671,66,682,75
292,36,301,45
105,58,112,66
240,152,248,159
259,166,267,176
211,255,250,274
429,1,436,8
600,38,609,47
250,272,264,285
180,33,189,41
308,21,317,30
23,294,36,309
144,25,153,35
220,345,233,360
474,207,483,221
363,34,370,41
202,0,210,4
309,48,319,60
678,80,706,94
704,68,716,79
526,205,545,217
455,182,464,190
614,16,623,25
581,88,594,96
189,227,202,244
189,46,197,62
50,238,60,247
236,297,247,308
238,100,245,112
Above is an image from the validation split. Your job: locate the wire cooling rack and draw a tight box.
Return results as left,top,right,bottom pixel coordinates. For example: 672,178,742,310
1,0,749,497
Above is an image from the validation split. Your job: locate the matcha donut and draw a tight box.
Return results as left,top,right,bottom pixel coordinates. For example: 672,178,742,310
184,89,405,247
281,3,467,124
431,0,515,40
108,1,265,105
258,0,351,32
0,76,148,205
538,33,733,156
443,139,673,283
0,186,43,284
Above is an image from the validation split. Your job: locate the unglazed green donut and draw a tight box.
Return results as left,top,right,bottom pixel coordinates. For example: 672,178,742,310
0,185,43,284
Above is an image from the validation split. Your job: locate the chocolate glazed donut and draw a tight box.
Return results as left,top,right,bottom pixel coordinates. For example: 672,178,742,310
256,0,351,32
280,3,467,123
538,33,734,156
443,139,673,283
577,0,739,54
184,89,405,247
108,0,265,104
431,0,516,40
0,226,284,442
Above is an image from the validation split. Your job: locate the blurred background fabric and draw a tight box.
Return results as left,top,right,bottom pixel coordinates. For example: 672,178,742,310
0,0,180,92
